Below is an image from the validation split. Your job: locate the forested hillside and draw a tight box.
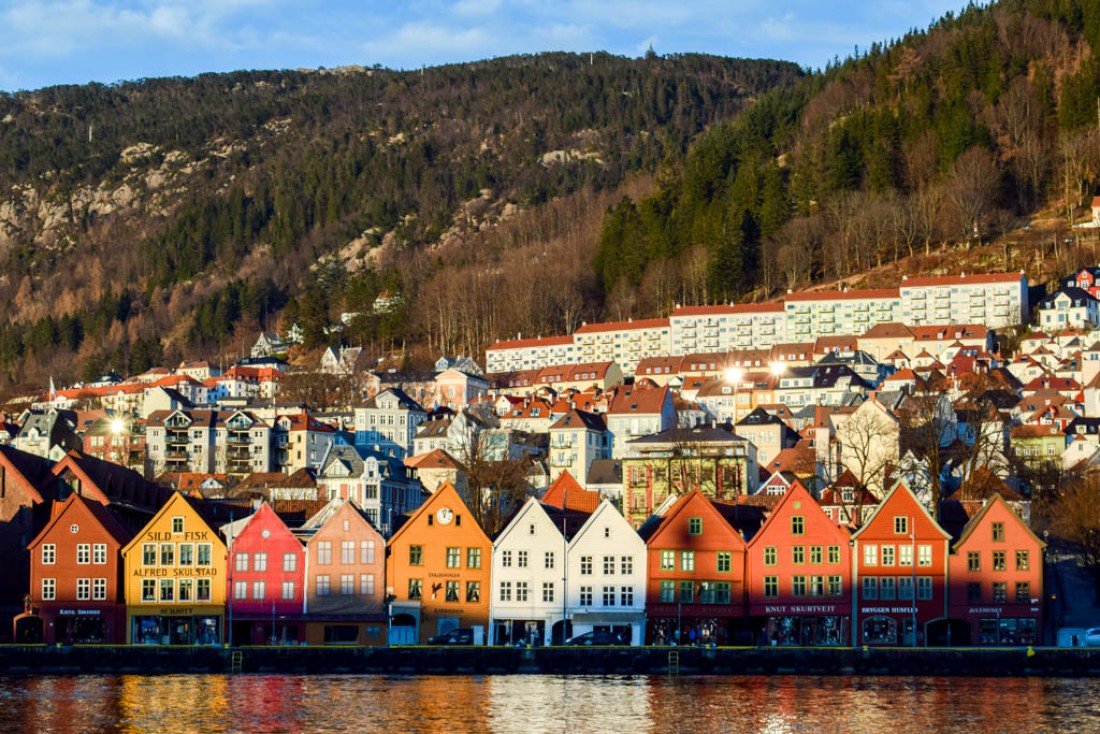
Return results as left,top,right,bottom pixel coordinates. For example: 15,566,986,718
596,0,1100,316
0,53,800,390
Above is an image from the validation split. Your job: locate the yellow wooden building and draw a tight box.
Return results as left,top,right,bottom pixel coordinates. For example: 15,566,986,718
121,492,227,644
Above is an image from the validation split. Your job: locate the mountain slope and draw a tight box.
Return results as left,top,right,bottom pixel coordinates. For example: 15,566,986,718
0,53,802,390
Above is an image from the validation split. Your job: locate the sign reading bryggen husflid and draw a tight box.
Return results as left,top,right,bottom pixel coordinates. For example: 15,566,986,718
121,492,226,644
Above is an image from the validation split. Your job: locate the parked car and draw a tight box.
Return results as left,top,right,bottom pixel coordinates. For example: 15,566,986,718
428,628,474,645
564,630,624,646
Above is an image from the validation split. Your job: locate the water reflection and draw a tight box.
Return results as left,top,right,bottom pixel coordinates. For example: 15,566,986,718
0,674,1098,733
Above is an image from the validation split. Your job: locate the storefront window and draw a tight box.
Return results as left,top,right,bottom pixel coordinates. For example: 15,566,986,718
862,616,897,645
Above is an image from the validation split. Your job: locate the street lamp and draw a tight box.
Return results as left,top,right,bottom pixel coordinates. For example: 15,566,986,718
910,516,917,648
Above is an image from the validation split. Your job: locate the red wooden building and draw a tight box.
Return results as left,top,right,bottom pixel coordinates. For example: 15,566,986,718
745,481,852,646
19,493,131,644
225,502,306,645
851,483,950,646
641,489,758,646
947,494,1045,645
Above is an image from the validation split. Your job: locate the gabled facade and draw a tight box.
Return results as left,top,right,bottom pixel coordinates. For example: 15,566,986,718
490,498,580,645
947,494,1045,646
565,500,647,645
20,494,131,644
354,388,427,460
215,410,272,476
121,492,227,644
385,482,492,644
316,444,421,536
144,409,218,475
746,482,852,646
225,503,306,645
643,490,749,645
299,498,387,646
851,483,950,646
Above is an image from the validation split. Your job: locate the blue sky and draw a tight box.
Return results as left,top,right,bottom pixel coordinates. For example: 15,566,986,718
0,1,973,92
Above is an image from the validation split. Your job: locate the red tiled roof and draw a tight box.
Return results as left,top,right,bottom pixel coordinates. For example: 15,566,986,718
541,471,600,513
784,288,899,302
671,302,784,317
901,272,1024,287
575,318,669,334
489,335,574,350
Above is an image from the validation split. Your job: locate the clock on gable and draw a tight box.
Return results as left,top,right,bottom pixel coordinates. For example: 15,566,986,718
435,507,454,525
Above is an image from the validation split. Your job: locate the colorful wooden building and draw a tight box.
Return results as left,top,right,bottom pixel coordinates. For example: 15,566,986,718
121,492,227,644
566,499,648,645
946,494,1045,646
224,503,306,645
641,490,753,645
386,482,491,643
299,498,388,646
746,481,852,646
20,494,132,644
851,483,950,646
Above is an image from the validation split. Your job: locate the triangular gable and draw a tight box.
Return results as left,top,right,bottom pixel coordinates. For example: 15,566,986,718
120,492,225,555
27,492,131,551
746,481,849,549
850,482,950,541
645,489,747,550
387,481,488,546
951,493,1046,552
568,498,642,551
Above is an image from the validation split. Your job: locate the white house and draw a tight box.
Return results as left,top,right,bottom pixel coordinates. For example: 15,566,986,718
490,498,582,645
565,500,647,645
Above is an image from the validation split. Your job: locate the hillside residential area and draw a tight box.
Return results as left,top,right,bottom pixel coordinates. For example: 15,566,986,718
4,265,1100,649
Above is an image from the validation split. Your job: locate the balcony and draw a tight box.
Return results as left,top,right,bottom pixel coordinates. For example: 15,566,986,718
226,433,251,446
165,433,188,447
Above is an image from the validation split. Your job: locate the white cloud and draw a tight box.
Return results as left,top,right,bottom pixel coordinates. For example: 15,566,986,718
361,22,495,64
451,0,501,17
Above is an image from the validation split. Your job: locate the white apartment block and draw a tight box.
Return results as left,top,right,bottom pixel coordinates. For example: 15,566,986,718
145,409,218,475
215,411,273,476
485,335,578,373
574,318,670,375
484,271,1030,377
784,289,902,343
670,303,786,355
354,388,428,460
899,272,1028,329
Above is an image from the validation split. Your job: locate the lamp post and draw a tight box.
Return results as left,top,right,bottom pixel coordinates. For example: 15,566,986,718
910,516,917,648
561,486,568,645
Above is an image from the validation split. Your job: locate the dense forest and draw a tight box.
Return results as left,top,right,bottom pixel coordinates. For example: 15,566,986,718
5,0,1100,395
0,53,800,390
595,0,1100,317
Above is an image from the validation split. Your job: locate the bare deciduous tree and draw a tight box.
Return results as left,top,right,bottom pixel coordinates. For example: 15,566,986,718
946,146,1000,249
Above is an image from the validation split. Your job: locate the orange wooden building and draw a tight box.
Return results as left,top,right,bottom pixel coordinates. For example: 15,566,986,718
20,493,132,644
851,483,950,646
745,480,852,646
385,482,491,643
641,489,757,646
946,494,1045,645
